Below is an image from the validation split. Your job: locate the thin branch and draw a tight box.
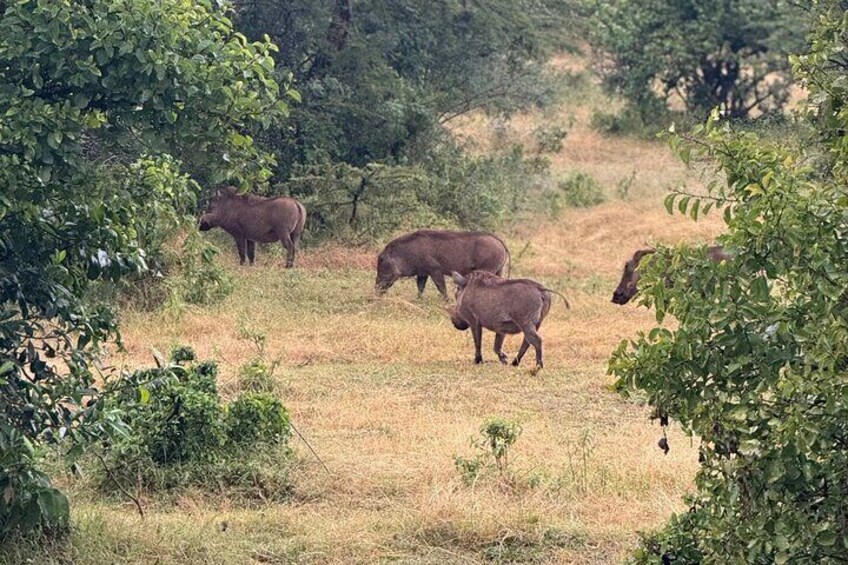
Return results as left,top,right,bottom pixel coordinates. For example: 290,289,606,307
93,451,145,518
290,420,331,476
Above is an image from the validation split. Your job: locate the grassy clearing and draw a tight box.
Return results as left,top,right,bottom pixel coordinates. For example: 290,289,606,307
12,56,731,565
57,213,720,563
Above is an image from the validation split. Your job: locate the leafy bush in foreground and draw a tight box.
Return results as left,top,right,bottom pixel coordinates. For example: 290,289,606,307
0,0,288,537
611,3,848,561
96,348,292,495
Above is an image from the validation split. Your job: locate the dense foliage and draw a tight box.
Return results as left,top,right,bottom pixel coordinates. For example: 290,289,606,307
0,0,290,536
590,0,806,122
232,0,578,239
610,1,848,561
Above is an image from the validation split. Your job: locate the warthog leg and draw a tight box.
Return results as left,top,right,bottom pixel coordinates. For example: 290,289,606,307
235,235,247,266
246,240,256,265
416,275,428,297
431,271,449,301
513,324,544,368
493,333,508,364
280,232,295,268
512,338,530,366
471,322,483,364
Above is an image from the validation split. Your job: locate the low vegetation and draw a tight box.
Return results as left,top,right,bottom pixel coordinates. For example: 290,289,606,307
91,347,292,498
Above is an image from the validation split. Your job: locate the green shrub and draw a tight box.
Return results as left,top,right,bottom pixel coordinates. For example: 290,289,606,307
108,361,225,466
226,392,291,446
558,172,605,208
590,106,662,138
534,123,569,154
611,6,848,559
237,357,276,393
166,231,233,307
169,345,197,365
96,350,292,496
286,139,552,242
454,417,523,485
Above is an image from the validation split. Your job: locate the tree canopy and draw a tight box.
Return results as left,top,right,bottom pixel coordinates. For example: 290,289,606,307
590,0,806,120
234,0,576,172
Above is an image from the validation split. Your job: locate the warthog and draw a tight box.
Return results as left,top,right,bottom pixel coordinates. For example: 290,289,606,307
611,245,729,305
199,187,306,267
375,230,509,299
449,271,569,369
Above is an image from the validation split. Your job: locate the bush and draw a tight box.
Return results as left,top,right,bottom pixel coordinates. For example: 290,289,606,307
226,392,291,446
611,6,848,559
534,123,569,154
287,139,552,242
166,231,233,307
590,106,662,138
237,357,276,393
558,172,605,208
96,349,292,495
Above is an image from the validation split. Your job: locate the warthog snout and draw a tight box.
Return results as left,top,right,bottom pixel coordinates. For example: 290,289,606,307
611,288,633,305
447,306,469,330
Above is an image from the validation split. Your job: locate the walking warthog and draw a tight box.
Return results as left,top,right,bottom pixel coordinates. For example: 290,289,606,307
199,187,307,267
611,245,729,305
449,271,569,369
375,230,509,299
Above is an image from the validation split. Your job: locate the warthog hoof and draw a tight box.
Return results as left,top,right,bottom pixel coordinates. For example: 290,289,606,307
529,365,543,377
474,355,483,364
498,353,508,365
511,358,520,367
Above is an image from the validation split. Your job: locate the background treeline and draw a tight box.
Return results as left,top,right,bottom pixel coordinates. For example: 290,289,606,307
228,0,581,240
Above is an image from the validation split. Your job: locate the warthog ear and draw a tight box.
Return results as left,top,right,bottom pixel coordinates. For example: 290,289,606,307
451,272,467,287
217,185,237,198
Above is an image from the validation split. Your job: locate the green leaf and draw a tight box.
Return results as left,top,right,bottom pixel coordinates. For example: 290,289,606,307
73,93,90,109
678,195,691,215
690,199,700,220
818,531,837,546
664,193,677,215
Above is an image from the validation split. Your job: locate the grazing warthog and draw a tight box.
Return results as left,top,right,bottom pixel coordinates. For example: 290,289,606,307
611,245,729,305
199,187,306,267
449,271,569,369
375,230,509,299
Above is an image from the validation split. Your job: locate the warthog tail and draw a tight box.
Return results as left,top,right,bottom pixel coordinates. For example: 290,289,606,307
543,288,571,309
295,201,307,234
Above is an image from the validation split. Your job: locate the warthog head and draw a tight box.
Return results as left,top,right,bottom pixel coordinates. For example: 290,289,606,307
447,272,472,329
198,186,238,231
611,249,655,305
375,251,400,295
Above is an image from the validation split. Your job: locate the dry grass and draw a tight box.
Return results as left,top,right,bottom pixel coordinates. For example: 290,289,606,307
40,63,734,565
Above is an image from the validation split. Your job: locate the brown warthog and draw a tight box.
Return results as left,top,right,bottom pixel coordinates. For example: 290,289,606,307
449,271,568,369
375,230,509,299
199,187,306,267
611,245,729,305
